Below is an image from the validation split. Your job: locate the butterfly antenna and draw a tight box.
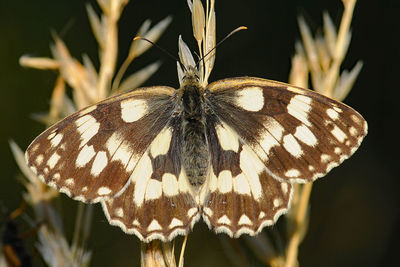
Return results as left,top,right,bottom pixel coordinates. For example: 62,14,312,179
196,26,247,68
133,36,187,72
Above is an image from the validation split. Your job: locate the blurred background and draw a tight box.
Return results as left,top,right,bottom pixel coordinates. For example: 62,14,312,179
0,0,398,266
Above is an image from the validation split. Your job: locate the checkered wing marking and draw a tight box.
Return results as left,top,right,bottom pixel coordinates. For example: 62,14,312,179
102,116,200,242
201,114,293,237
25,86,176,203
205,77,368,183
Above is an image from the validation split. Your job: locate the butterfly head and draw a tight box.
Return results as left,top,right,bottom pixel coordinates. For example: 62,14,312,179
181,66,200,84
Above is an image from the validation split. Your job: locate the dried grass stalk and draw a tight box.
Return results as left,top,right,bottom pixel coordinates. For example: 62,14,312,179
284,1,361,266
11,0,169,265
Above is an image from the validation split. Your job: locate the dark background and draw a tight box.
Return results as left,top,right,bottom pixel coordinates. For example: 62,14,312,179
1,0,398,266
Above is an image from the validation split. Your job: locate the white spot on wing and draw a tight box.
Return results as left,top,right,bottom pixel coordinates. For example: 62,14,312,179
259,131,279,154
188,207,198,218
287,95,312,126
349,126,358,136
218,170,233,193
239,145,264,201
162,173,179,197
281,183,289,194
47,132,56,140
238,214,252,225
285,169,300,177
169,218,184,229
217,215,231,225
178,168,191,194
35,154,44,165
50,133,63,147
98,186,111,195
283,134,303,158
333,106,342,113
147,219,162,231
105,132,122,156
235,86,264,111
47,152,61,169
233,174,251,195
150,127,172,157
132,153,153,206
75,115,100,148
53,173,60,181
331,125,347,143
294,125,318,146
273,198,282,207
321,154,331,163
120,99,148,123
215,122,239,152
326,108,339,120
208,168,217,192
76,145,96,167
112,141,132,167
91,151,108,176
145,179,162,200
65,178,75,186
115,208,124,217
263,117,285,141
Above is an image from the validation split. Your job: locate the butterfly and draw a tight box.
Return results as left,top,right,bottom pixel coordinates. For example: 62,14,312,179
25,55,367,242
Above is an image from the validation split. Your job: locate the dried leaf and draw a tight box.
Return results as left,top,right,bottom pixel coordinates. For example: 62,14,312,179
86,3,103,45
19,56,60,70
298,16,321,76
130,16,172,59
117,60,161,93
323,11,337,57
178,35,196,69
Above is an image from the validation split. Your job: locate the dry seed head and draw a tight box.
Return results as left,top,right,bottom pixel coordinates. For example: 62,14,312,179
117,61,161,93
203,7,216,85
86,4,103,45
323,12,337,56
289,42,309,88
130,16,172,59
192,0,206,42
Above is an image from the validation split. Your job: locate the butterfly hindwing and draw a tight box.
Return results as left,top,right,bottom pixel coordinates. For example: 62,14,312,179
102,116,200,242
202,114,293,237
25,86,176,203
205,77,367,183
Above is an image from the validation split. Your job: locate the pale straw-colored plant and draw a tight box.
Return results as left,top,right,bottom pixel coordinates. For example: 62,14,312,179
8,0,171,266
285,0,362,266
220,0,362,266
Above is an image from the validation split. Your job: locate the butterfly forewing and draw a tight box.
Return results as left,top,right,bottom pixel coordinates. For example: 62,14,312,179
205,77,367,183
25,86,176,203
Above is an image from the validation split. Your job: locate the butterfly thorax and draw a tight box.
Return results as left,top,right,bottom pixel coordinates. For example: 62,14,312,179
179,71,209,188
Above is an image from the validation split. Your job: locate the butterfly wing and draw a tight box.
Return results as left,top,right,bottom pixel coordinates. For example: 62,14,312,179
102,116,200,242
205,77,368,183
25,86,178,202
201,114,293,237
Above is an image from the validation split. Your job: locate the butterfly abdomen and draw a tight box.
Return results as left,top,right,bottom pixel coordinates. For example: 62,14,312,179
180,79,209,187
